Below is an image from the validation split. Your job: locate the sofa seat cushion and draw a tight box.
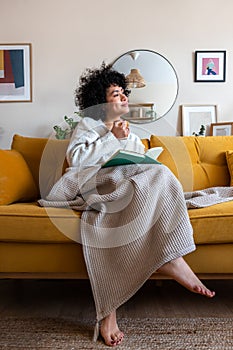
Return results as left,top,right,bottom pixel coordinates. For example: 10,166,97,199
1,201,233,246
0,202,81,243
189,201,233,244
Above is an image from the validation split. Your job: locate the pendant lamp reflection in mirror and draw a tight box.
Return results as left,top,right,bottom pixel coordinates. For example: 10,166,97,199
126,51,146,88
126,68,146,88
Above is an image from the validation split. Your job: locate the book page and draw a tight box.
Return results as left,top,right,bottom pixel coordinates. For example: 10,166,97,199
145,147,163,160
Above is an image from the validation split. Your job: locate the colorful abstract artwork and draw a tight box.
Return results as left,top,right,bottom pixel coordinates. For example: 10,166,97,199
0,44,32,102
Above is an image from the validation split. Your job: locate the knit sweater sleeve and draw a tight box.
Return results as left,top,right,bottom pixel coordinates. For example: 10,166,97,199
66,118,120,168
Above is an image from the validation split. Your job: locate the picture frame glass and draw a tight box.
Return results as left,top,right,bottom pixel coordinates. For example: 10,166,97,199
0,44,32,102
195,51,226,82
182,105,217,136
211,123,233,136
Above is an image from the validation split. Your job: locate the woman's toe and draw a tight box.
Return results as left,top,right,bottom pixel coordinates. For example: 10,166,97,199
116,331,124,344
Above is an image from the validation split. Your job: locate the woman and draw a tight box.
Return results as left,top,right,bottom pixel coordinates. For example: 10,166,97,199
42,64,215,347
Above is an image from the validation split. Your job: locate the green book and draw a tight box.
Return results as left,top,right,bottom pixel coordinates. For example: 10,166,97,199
102,147,163,168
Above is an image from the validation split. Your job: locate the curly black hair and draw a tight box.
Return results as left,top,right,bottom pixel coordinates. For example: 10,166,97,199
75,62,130,120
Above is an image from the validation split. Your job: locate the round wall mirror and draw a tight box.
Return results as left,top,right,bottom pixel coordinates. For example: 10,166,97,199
111,49,179,123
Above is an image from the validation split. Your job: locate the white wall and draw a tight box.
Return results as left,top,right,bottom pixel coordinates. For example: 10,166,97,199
1,0,233,148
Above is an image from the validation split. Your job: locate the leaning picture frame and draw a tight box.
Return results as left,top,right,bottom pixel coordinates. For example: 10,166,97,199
195,50,226,82
181,104,218,136
210,122,233,136
0,43,32,102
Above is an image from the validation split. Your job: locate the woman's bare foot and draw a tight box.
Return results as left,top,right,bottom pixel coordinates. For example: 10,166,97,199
100,310,124,347
157,257,215,298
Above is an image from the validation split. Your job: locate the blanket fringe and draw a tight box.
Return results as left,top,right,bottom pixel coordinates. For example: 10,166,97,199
93,320,99,342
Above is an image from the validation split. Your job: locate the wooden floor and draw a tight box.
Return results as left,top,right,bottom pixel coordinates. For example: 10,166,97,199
0,279,232,319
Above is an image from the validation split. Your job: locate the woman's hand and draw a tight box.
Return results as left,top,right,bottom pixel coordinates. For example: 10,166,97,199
111,120,129,139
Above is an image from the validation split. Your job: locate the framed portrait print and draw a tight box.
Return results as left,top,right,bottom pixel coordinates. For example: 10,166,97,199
210,122,233,136
0,43,32,102
195,50,226,82
182,104,218,136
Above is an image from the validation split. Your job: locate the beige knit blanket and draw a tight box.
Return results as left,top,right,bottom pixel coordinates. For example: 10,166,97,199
39,164,195,336
185,187,233,208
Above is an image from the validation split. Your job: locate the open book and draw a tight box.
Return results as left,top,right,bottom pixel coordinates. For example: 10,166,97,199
102,147,163,168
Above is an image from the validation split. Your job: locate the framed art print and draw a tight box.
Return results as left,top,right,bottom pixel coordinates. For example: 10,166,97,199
182,104,218,136
0,43,32,102
195,50,226,82
210,122,233,136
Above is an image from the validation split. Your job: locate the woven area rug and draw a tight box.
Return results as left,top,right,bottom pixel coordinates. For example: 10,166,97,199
0,316,232,349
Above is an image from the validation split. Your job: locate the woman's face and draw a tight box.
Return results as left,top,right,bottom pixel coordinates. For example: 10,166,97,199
105,85,129,121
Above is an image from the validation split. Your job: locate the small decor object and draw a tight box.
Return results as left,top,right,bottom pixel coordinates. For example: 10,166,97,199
195,50,226,82
192,124,206,136
182,105,217,136
127,103,157,122
0,43,32,102
53,113,81,139
210,122,233,136
53,125,70,140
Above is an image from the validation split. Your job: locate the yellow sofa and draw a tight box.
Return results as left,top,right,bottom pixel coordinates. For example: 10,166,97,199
0,134,233,279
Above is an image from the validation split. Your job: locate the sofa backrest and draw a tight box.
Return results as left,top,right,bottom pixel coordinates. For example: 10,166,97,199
151,135,233,191
11,134,150,198
11,134,233,195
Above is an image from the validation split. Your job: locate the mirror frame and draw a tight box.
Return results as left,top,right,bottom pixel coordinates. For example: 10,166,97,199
111,49,179,123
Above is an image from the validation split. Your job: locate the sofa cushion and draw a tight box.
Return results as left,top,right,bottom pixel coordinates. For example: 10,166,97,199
0,202,81,243
0,200,233,245
188,200,233,244
141,138,150,150
11,134,48,196
0,150,37,205
226,150,233,186
150,135,233,191
11,134,69,197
